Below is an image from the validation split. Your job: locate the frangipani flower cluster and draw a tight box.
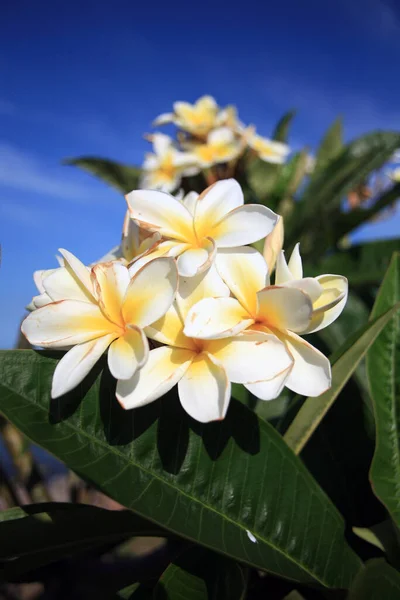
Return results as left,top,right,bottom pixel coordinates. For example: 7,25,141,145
141,95,291,192
22,179,348,424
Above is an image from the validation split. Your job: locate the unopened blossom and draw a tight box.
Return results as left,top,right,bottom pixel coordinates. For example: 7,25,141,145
190,127,242,168
153,95,221,138
116,267,292,422
140,133,199,192
22,250,178,398
184,246,347,398
263,216,284,273
247,129,290,164
126,179,278,277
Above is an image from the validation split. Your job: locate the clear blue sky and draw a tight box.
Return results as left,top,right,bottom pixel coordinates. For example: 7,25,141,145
1,0,400,348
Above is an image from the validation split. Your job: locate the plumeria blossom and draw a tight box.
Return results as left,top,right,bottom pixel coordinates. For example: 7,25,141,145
21,250,178,398
116,267,292,422
190,127,242,168
184,246,347,397
246,128,290,164
153,95,221,138
125,179,278,278
140,133,199,192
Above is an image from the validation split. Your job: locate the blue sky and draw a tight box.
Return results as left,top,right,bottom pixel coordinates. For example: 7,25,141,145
1,0,400,348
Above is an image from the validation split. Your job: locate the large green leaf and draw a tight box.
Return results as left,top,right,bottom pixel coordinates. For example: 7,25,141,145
347,559,400,599
0,351,361,588
284,303,400,455
153,547,247,600
314,117,343,171
272,110,296,143
0,502,167,578
308,239,400,289
64,157,141,193
246,158,281,201
368,253,400,527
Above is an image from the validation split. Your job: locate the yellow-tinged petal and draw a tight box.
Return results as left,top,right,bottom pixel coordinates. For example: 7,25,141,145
287,243,303,279
193,179,243,240
43,267,93,303
178,352,230,422
145,304,197,351
91,262,130,327
257,286,313,333
51,334,117,398
210,204,277,247
184,297,253,339
275,251,293,284
176,248,209,277
263,216,284,274
205,330,293,384
108,325,149,380
21,300,118,348
116,346,194,410
125,189,195,243
58,249,95,301
122,257,178,328
216,247,268,316
303,274,348,334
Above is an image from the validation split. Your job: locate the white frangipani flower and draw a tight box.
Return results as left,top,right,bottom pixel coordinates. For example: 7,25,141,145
184,247,344,398
153,95,220,138
116,267,292,423
247,129,290,164
190,127,242,168
126,179,278,278
21,250,178,398
140,133,199,192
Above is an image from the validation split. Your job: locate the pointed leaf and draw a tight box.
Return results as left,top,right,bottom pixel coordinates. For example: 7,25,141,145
368,253,400,527
314,117,343,171
0,351,361,588
347,559,400,599
284,302,400,455
272,110,296,143
64,157,141,193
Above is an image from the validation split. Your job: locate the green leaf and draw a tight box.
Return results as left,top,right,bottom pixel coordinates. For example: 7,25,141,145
246,158,281,201
286,131,400,246
368,253,400,527
314,117,343,171
272,110,296,143
117,583,140,599
283,302,400,455
308,239,400,289
352,527,385,552
268,150,309,211
153,547,247,600
347,559,400,599
64,157,141,193
0,502,167,578
0,351,361,588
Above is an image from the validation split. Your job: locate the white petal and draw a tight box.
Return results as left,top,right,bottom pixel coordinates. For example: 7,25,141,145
91,262,130,326
34,269,55,294
211,204,278,247
51,334,116,398
145,303,197,351
245,366,292,400
177,248,210,277
303,275,348,334
43,267,93,303
193,179,244,240
257,286,313,333
178,353,230,422
287,243,303,279
282,277,323,304
21,300,117,348
108,326,149,380
177,263,229,320
284,332,331,396
152,133,173,156
208,127,235,145
152,112,174,126
122,257,178,328
125,189,194,242
184,297,253,339
58,249,95,300
181,191,199,215
32,292,53,309
216,247,268,316
206,330,293,383
116,346,194,409
275,251,294,284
